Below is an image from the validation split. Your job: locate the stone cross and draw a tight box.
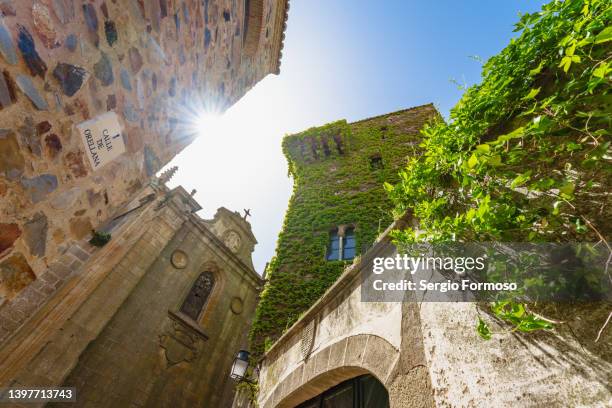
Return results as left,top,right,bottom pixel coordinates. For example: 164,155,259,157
243,209,251,220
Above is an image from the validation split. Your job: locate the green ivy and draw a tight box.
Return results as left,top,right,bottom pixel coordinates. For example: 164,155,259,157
89,230,111,247
387,0,611,339
249,107,437,356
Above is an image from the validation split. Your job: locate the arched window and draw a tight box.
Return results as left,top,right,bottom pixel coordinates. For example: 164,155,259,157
180,271,215,321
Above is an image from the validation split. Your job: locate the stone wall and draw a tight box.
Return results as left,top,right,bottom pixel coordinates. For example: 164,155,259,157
0,0,288,311
257,220,612,408
0,182,264,407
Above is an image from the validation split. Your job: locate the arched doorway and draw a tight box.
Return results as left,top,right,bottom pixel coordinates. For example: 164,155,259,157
295,374,389,408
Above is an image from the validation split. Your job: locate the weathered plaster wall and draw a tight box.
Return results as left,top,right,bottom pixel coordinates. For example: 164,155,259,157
1,183,263,407
257,228,433,408
419,302,612,407
0,0,287,317
257,228,612,408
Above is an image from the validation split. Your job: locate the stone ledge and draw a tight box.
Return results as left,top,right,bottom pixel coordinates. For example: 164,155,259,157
167,310,209,342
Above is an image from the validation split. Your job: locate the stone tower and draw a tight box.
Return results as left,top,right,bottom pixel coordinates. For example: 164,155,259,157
0,0,289,325
249,104,439,354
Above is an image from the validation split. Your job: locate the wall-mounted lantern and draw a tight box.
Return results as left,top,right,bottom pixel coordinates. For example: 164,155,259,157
230,350,250,382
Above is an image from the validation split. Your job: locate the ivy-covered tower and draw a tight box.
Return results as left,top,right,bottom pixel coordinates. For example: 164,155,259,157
250,104,438,354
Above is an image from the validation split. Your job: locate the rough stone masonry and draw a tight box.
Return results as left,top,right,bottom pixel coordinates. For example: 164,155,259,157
0,0,288,318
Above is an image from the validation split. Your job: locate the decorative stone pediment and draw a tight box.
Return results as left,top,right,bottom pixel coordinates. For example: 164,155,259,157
201,207,257,270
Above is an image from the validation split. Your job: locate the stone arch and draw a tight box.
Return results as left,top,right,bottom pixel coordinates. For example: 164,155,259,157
177,260,224,327
262,334,400,408
198,261,227,327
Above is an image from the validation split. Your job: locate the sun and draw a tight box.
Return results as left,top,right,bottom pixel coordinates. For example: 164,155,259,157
194,112,226,138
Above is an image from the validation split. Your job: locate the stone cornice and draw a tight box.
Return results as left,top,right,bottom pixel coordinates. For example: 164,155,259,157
270,0,289,74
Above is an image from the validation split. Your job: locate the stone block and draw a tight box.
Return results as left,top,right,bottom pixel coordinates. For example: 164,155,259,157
0,131,25,177
94,52,114,86
361,337,399,384
21,174,58,203
344,334,368,367
0,222,21,255
23,212,48,257
327,337,347,369
49,261,71,279
69,217,92,240
0,17,17,65
16,25,47,77
52,63,87,96
0,252,36,299
32,2,59,48
0,70,14,108
68,245,90,262
313,346,331,378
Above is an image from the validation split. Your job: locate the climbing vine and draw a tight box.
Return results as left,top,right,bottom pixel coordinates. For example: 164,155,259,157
249,107,436,356
387,0,611,339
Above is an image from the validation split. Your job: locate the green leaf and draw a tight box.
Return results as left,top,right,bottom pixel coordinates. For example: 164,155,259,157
487,154,502,166
594,26,612,44
492,127,525,144
592,62,610,79
468,154,479,169
522,87,541,100
516,315,552,332
510,171,532,188
559,56,573,72
575,218,587,234
491,301,509,315
475,144,490,153
477,318,492,340
529,62,544,76
558,181,575,196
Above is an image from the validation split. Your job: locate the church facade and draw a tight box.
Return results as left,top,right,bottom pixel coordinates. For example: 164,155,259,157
1,175,263,407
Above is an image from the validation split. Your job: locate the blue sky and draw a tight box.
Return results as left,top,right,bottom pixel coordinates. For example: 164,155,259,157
164,0,547,273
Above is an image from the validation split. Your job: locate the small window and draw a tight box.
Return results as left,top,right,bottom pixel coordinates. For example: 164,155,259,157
369,155,383,170
380,126,388,140
326,226,356,261
180,271,215,321
326,230,340,261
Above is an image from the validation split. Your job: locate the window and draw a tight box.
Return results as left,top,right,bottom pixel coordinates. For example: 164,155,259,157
180,271,215,321
296,374,389,408
369,155,383,170
326,226,356,261
343,228,356,260
326,231,341,261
